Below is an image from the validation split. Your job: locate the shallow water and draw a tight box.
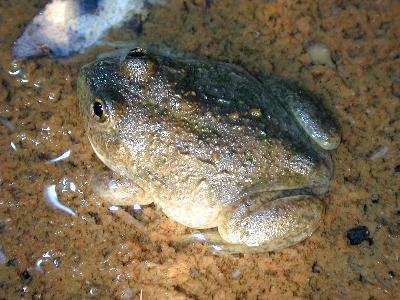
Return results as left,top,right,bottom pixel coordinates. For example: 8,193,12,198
1,0,400,298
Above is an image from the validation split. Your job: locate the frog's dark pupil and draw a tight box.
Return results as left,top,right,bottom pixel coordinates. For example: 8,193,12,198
93,101,103,118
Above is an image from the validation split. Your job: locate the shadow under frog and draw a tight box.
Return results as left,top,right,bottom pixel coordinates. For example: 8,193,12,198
77,47,340,253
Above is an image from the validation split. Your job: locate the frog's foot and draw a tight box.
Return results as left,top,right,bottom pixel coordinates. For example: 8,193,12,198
216,192,324,252
259,74,341,150
90,170,153,206
180,229,257,253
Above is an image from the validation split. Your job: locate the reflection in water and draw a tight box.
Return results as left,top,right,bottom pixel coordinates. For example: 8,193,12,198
109,205,119,212
59,177,78,193
10,142,17,151
35,250,63,273
47,149,71,163
44,184,76,217
8,61,29,84
133,203,142,211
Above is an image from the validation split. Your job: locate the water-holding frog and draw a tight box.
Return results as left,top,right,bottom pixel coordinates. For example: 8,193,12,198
77,47,340,252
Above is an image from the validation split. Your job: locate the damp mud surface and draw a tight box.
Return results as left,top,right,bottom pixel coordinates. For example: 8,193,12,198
1,0,400,299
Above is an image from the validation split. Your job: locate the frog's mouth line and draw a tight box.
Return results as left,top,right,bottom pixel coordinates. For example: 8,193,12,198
88,135,132,179
88,136,108,165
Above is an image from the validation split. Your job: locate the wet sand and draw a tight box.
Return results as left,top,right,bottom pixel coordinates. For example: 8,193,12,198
0,0,399,299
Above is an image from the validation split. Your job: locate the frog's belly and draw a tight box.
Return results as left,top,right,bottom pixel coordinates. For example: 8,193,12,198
156,179,223,229
159,199,222,229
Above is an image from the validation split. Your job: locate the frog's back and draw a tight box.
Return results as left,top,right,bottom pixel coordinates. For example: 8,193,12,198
117,55,327,221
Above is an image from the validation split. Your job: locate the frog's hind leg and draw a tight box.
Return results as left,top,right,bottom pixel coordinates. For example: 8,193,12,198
90,170,153,206
259,74,340,150
180,191,324,253
216,191,324,252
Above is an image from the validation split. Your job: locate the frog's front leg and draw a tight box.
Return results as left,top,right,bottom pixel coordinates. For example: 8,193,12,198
90,170,153,206
259,74,341,150
216,191,324,252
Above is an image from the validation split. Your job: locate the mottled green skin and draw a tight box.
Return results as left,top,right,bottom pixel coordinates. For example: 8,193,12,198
78,48,340,252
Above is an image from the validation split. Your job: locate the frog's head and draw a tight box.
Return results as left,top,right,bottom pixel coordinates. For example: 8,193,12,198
77,48,162,176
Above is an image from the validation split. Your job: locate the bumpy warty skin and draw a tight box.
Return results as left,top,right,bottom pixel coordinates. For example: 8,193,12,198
78,47,339,250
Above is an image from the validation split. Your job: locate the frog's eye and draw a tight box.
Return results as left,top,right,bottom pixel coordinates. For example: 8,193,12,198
91,98,108,123
122,47,156,82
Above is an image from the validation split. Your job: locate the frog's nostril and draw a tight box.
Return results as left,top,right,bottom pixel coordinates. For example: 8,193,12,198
121,48,156,82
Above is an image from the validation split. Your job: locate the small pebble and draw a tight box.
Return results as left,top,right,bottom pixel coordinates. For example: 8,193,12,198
306,42,335,68
388,271,396,278
231,268,242,279
347,226,370,245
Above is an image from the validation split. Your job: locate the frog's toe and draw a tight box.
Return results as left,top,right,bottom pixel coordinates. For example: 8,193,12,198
179,230,256,253
288,94,340,150
217,194,324,251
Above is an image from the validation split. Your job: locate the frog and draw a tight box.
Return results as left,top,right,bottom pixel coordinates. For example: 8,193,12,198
77,47,340,252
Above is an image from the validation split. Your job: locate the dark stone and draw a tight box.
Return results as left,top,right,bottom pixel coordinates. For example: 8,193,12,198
20,270,32,284
359,273,367,283
389,271,396,278
371,196,380,204
0,223,6,234
346,226,370,245
6,258,17,267
395,165,400,174
312,261,322,273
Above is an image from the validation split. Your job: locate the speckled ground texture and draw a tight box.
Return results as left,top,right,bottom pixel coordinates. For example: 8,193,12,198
1,0,399,299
